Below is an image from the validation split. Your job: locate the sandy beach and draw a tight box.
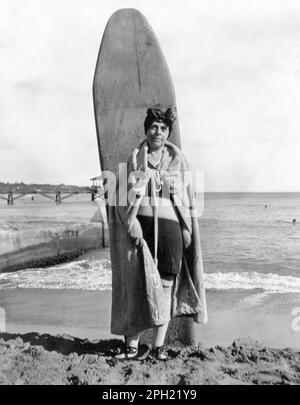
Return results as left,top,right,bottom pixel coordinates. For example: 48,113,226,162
0,332,299,385
0,288,299,385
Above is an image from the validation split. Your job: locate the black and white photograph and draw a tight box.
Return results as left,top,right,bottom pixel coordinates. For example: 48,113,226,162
0,0,300,387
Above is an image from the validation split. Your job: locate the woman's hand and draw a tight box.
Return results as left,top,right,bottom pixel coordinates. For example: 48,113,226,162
182,227,191,249
129,219,143,247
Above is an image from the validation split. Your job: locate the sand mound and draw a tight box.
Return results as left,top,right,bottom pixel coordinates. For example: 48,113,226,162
0,333,299,385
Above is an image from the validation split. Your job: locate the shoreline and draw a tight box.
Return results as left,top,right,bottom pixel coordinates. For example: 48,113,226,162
1,288,299,350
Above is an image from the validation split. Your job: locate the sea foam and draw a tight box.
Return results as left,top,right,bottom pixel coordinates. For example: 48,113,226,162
0,257,300,294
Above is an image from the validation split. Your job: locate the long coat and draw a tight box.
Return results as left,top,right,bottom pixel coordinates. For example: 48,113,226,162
108,140,207,336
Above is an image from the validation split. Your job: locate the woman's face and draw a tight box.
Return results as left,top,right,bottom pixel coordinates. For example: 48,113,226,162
146,121,169,151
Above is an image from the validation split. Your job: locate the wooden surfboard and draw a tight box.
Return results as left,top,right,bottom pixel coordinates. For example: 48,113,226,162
93,8,181,176
93,9,196,345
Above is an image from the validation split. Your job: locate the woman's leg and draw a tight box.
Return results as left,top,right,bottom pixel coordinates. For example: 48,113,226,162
152,283,173,347
152,218,182,349
115,333,140,359
126,333,140,349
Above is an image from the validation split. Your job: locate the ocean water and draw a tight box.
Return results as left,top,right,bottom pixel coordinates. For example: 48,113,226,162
0,193,96,232
0,192,300,314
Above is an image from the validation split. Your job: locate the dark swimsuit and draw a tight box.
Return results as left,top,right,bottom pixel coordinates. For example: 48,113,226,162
137,163,183,278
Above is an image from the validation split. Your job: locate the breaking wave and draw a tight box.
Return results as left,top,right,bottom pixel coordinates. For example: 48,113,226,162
0,255,300,294
205,271,300,294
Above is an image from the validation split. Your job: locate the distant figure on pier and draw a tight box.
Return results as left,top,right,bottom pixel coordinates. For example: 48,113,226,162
293,219,296,225
265,205,267,209
55,190,61,204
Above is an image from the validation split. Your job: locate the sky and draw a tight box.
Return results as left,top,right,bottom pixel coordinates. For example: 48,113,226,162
1,0,300,191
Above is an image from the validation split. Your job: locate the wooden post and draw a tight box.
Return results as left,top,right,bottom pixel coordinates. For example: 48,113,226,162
91,186,97,202
140,315,198,347
165,318,197,346
7,191,13,205
102,221,106,248
0,307,6,333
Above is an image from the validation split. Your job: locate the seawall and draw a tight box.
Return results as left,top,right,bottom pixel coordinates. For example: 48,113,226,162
0,224,110,273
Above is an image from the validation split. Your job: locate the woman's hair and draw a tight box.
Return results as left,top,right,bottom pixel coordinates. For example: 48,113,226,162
144,107,176,135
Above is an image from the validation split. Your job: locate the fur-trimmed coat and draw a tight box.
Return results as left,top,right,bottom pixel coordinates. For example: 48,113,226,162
108,140,207,336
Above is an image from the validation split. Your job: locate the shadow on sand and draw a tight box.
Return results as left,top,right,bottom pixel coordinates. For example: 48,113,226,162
0,332,123,356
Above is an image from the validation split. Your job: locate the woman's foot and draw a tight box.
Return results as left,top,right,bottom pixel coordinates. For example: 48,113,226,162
115,345,139,360
150,346,169,361
115,344,150,361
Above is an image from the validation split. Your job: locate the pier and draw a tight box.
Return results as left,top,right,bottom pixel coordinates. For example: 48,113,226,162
0,190,80,205
0,178,104,205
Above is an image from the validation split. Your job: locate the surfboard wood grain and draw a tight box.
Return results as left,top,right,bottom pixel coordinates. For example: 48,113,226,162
93,8,181,175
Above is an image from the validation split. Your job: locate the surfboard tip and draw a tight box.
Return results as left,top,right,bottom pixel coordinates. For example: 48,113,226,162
110,8,144,20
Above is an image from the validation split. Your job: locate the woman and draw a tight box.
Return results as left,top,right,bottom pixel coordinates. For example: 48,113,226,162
109,107,207,360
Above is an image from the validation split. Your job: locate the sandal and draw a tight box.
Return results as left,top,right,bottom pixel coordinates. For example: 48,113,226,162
150,346,169,361
115,345,138,360
115,344,150,361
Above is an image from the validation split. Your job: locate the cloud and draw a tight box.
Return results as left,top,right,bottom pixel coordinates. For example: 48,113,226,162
1,0,300,190
14,79,46,96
